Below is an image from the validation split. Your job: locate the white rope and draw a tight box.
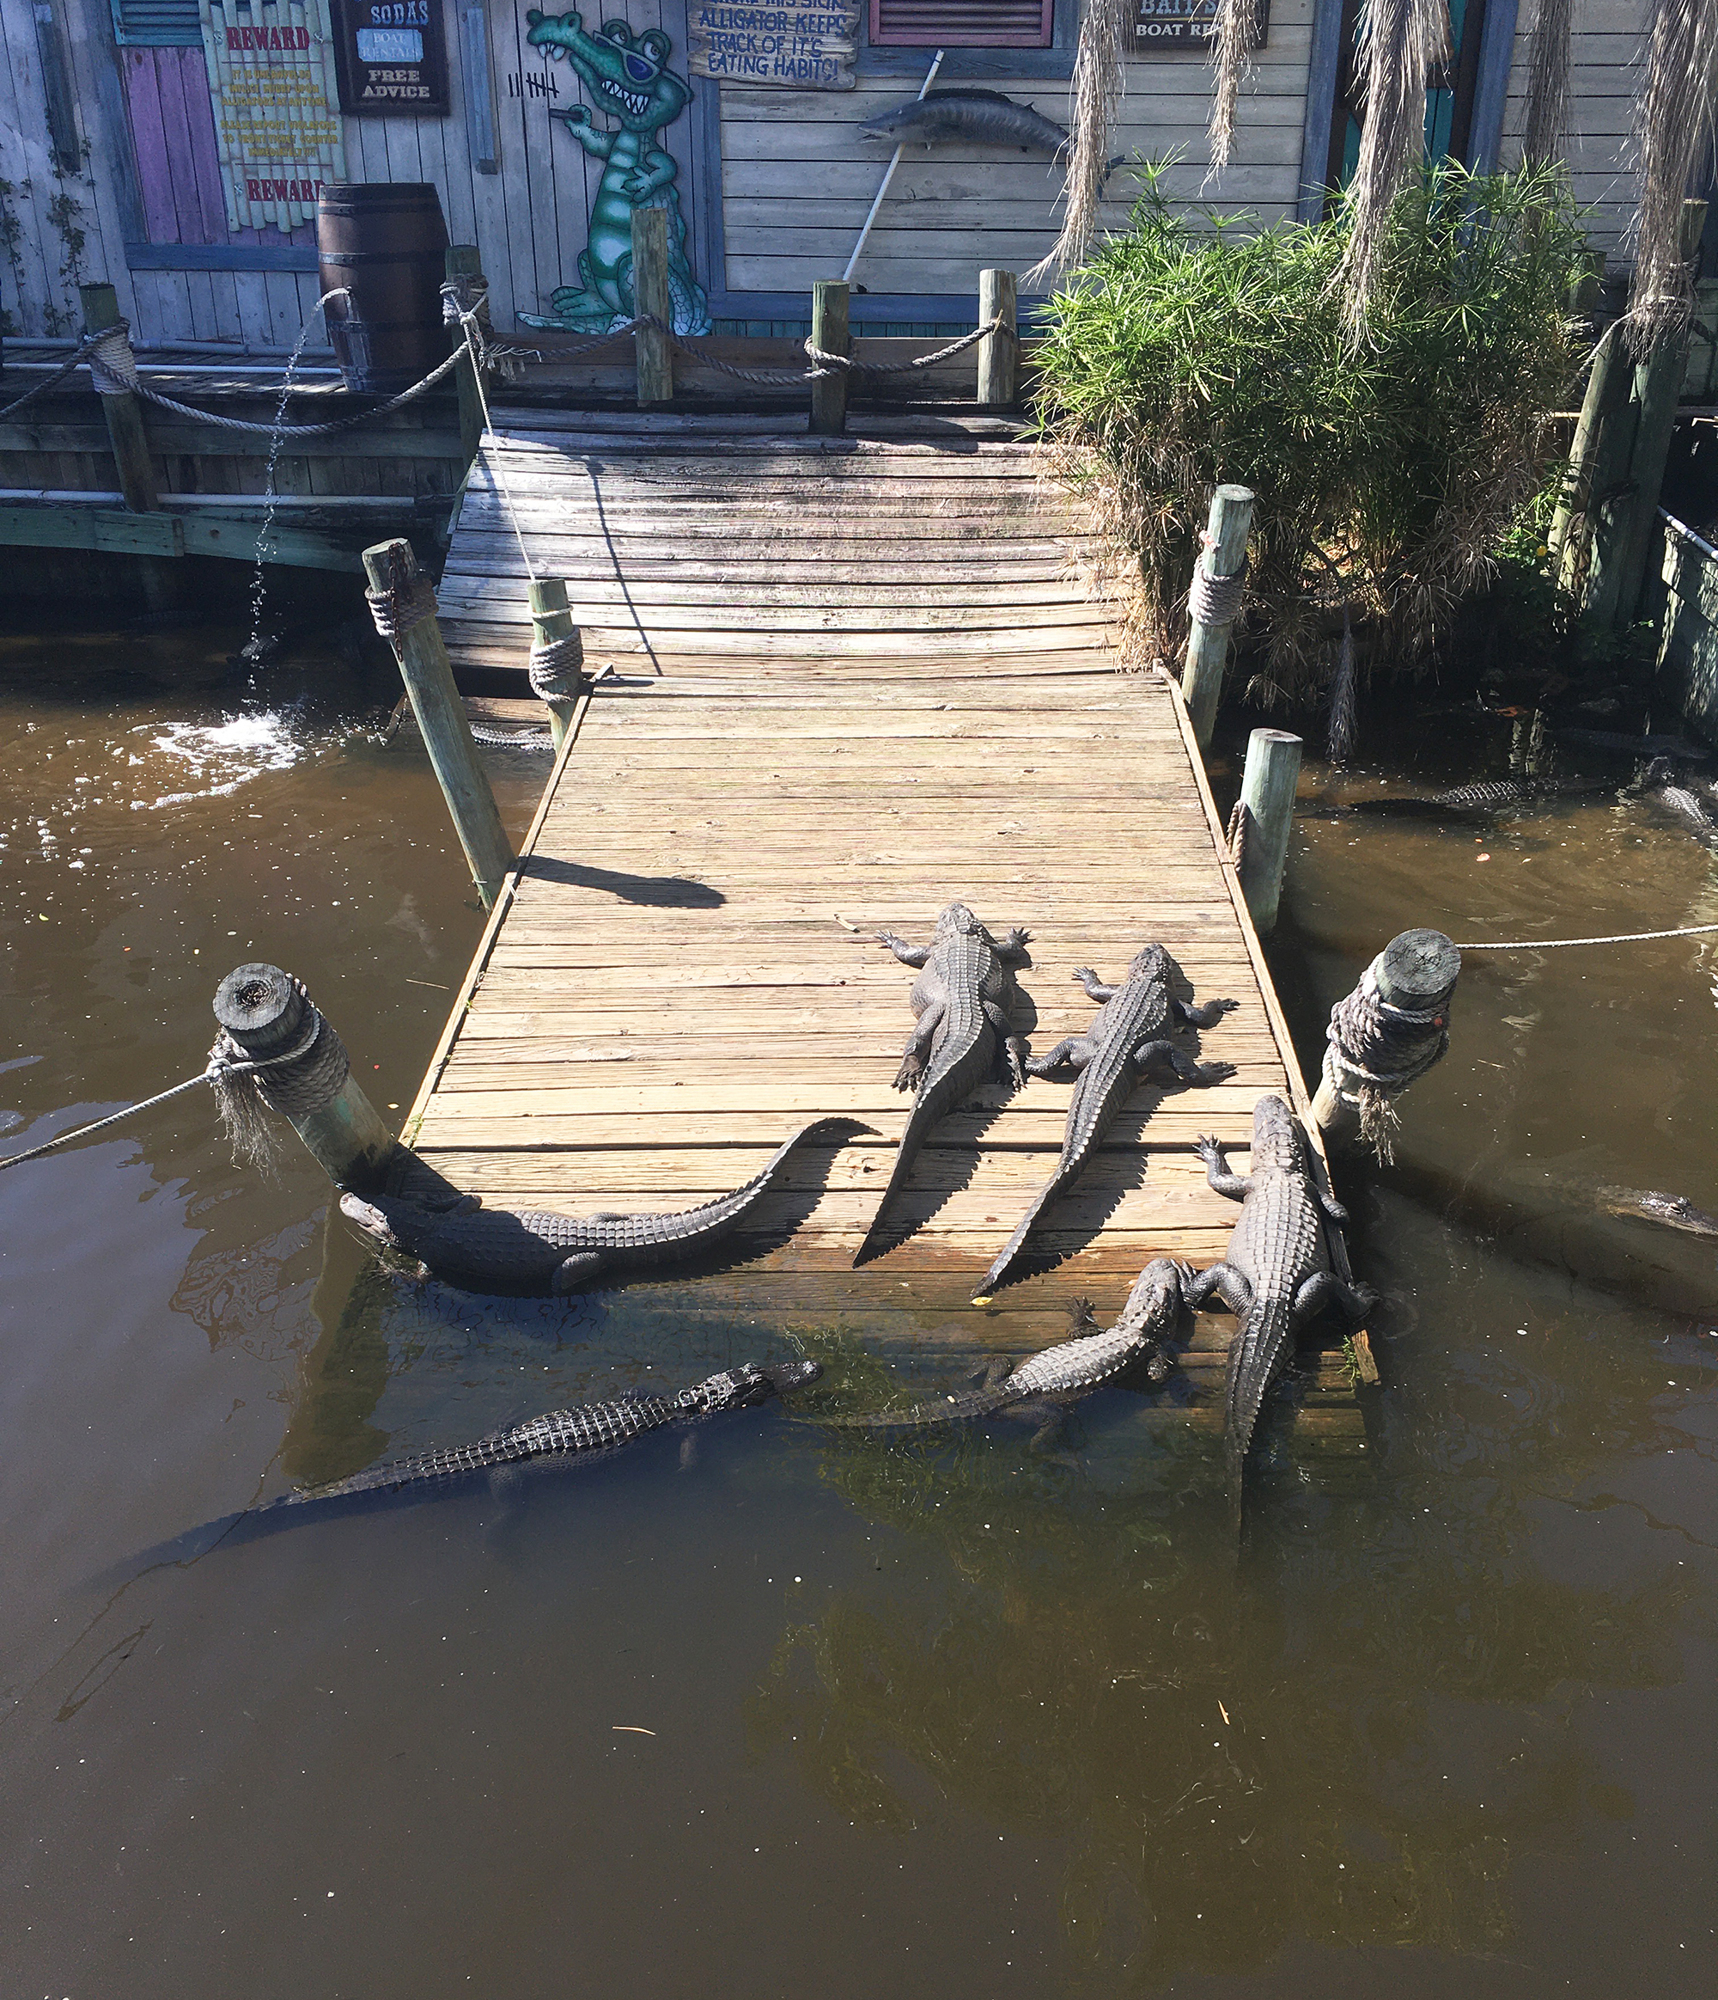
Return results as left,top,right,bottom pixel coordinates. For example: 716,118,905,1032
1456,923,1718,948
0,1006,324,1171
458,307,535,585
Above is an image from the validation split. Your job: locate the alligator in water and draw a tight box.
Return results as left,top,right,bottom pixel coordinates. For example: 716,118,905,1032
1594,1186,1718,1236
110,1362,817,1573
1637,758,1718,842
827,1259,1187,1437
976,946,1237,1297
469,722,553,751
1551,725,1710,761
344,1118,870,1294
1184,1095,1375,1509
855,903,1032,1266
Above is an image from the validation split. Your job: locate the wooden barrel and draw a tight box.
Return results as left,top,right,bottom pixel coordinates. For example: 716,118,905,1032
317,183,450,395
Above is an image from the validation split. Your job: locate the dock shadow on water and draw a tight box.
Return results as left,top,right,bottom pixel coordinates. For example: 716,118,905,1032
0,623,1714,1999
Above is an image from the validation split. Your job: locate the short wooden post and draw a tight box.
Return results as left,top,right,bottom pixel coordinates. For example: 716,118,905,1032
631,207,674,407
977,268,1017,408
362,538,513,909
212,963,397,1191
810,279,849,436
527,576,584,751
1181,484,1255,749
1234,727,1300,936
445,244,489,467
1312,929,1460,1151
79,282,159,513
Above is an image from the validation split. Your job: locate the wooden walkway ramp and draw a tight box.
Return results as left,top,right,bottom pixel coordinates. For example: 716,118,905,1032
404,412,1362,1459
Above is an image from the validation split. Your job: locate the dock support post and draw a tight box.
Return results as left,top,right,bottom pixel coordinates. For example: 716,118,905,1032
527,576,585,751
1312,929,1459,1161
1233,727,1300,936
1180,484,1254,749
362,538,513,909
212,963,397,1191
810,279,849,436
631,208,674,407
444,245,490,468
79,282,159,515
977,268,1017,408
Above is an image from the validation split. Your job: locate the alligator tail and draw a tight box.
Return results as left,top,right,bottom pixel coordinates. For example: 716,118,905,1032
853,1078,962,1266
635,1116,874,1255
1222,1299,1295,1476
975,1159,1080,1298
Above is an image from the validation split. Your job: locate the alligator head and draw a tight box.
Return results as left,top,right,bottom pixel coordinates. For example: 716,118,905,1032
525,11,689,131
1248,1092,1307,1176
688,1359,822,1411
1124,942,1173,985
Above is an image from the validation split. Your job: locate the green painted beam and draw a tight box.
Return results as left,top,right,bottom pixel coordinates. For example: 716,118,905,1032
0,504,184,555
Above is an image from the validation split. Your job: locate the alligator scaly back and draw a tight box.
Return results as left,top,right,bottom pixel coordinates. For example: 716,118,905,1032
854,903,1031,1266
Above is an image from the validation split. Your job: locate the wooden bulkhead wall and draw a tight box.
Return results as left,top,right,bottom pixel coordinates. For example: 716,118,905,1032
0,0,1665,349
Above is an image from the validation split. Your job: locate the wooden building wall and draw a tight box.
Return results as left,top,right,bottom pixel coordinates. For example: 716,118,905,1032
0,0,1667,349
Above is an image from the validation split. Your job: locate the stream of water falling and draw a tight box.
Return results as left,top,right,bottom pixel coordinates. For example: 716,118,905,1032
0,619,1712,1999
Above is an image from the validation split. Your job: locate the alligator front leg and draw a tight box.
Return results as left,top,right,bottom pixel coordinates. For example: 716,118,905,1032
1292,1270,1378,1323
1182,1261,1252,1314
1133,1042,1236,1086
994,927,1033,969
552,106,617,159
1174,994,1241,1029
983,1000,1028,1088
1072,966,1117,1002
1196,1133,1252,1200
875,930,931,968
894,1000,943,1089
1025,1034,1096,1077
550,1251,608,1294
623,149,678,201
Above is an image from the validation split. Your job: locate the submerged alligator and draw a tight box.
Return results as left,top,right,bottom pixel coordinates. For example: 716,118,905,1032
976,947,1237,1297
827,1258,1187,1436
1184,1096,1375,1505
1598,1186,1718,1236
113,1362,817,1572
855,903,1032,1266
344,1118,869,1294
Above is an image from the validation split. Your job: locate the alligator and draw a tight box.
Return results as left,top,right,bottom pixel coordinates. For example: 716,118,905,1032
469,722,553,751
1303,777,1611,822
110,1362,818,1573
343,1118,869,1294
1638,758,1718,841
854,903,1032,1266
975,947,1237,1297
1184,1095,1375,1505
827,1259,1187,1436
1594,1186,1718,1237
521,11,711,336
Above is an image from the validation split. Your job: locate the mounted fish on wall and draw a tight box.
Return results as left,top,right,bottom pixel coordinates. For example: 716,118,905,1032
518,10,712,336
858,89,1071,156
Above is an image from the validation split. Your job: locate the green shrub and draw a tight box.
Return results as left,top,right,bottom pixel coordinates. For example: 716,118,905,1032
1032,159,1589,700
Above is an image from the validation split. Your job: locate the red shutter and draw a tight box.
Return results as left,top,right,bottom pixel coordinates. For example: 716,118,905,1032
870,0,1055,47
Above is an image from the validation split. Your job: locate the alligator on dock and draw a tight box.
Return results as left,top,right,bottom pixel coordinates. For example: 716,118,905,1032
344,1119,870,1294
826,1258,1187,1439
976,946,1236,1297
855,903,1032,1266
1184,1095,1375,1506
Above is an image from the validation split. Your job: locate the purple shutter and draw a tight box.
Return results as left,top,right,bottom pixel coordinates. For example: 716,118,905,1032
870,0,1055,47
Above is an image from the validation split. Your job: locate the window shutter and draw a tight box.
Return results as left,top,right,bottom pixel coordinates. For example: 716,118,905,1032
111,0,205,46
870,0,1055,48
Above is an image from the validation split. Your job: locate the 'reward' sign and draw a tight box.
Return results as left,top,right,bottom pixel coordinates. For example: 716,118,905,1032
687,0,858,90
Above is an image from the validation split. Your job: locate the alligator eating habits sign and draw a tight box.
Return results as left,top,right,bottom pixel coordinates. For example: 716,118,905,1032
687,0,858,90
197,0,348,230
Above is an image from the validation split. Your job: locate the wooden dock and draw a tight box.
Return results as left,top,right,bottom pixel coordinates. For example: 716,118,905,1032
399,410,1364,1457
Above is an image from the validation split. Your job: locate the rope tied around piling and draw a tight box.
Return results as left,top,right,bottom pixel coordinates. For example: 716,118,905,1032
365,567,440,644
1320,961,1452,1165
528,631,585,700
85,321,142,397
0,1000,332,1174
1224,798,1250,875
1189,533,1248,628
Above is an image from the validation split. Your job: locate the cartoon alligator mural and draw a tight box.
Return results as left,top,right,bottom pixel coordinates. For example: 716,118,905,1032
521,10,712,336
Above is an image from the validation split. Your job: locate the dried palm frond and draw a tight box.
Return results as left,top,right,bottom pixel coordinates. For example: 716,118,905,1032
1026,0,1130,286
1207,0,1255,177
1623,0,1718,354
1337,0,1450,334
1521,0,1572,166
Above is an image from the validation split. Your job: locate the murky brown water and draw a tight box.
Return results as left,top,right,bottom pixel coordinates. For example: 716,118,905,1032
2,621,1713,1998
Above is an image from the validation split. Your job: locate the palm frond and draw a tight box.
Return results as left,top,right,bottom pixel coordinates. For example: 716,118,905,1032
1207,0,1254,177
1521,0,1572,166
1624,0,1718,354
1025,0,1130,287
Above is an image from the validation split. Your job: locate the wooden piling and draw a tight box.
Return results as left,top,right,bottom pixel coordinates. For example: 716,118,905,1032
631,208,674,407
527,576,584,750
212,962,396,1191
78,283,159,514
1312,929,1460,1149
1181,485,1255,749
1235,727,1301,936
444,244,489,468
977,268,1017,408
810,279,850,437
361,538,512,908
